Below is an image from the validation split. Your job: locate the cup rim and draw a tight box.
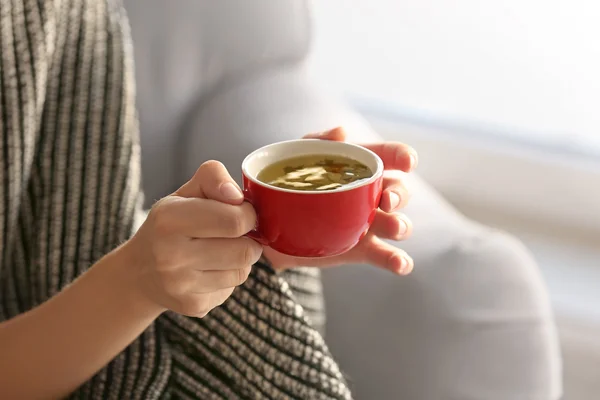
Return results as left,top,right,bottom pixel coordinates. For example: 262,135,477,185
241,139,384,194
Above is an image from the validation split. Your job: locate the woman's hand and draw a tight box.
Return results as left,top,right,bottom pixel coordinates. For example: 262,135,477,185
125,161,262,317
264,127,416,275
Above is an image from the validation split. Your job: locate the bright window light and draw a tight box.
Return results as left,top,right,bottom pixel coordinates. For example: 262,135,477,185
311,0,600,153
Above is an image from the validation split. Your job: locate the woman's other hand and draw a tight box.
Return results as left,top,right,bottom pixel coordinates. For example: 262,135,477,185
265,127,416,275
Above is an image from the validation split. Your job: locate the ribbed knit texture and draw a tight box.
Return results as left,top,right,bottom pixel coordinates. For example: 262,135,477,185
0,1,351,398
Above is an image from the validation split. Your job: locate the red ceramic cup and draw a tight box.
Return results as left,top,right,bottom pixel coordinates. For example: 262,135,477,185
242,139,384,258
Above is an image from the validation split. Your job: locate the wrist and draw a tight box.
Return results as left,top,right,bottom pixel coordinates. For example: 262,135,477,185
101,242,166,319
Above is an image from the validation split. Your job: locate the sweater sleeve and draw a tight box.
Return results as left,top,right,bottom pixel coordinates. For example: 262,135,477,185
0,1,172,398
160,261,352,400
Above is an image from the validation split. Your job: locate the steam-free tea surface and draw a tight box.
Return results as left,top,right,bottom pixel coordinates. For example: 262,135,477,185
257,154,373,191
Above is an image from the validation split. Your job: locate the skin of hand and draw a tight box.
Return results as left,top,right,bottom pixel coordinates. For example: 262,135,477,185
126,160,263,317
263,127,417,275
0,161,259,399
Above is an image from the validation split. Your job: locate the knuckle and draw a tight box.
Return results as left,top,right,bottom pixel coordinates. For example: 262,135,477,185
242,242,255,266
151,200,174,235
179,296,210,318
229,203,257,237
198,160,225,175
219,270,246,289
217,287,235,306
238,239,261,267
221,270,239,288
238,267,251,285
231,268,249,287
225,208,250,237
241,202,257,226
232,213,247,237
248,241,262,264
237,269,245,286
216,296,228,307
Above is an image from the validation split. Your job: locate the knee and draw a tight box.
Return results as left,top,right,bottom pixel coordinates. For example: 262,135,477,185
431,228,552,320
419,227,562,399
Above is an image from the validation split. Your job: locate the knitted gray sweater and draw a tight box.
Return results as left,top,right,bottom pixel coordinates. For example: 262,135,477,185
0,1,350,398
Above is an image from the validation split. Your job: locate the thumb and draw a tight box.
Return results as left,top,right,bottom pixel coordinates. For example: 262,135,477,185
303,126,346,142
174,160,244,205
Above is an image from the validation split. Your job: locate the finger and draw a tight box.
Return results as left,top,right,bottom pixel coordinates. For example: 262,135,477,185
379,182,411,212
357,233,414,275
192,236,263,270
177,287,235,317
359,142,418,172
175,160,244,204
368,211,412,241
303,126,346,141
208,287,236,308
193,267,252,293
154,197,257,238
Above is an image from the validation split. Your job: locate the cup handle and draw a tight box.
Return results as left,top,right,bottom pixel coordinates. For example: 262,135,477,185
243,189,270,246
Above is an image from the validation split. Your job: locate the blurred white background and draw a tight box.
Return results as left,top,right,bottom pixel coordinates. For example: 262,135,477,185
310,1,600,398
311,0,600,152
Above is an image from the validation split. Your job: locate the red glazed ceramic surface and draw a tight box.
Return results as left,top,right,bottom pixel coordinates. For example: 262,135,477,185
242,139,384,257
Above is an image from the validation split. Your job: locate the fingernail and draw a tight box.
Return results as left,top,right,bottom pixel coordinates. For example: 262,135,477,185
409,153,418,170
389,191,401,210
318,127,341,136
398,256,414,275
220,182,243,200
397,216,408,237
305,130,326,138
389,254,406,275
